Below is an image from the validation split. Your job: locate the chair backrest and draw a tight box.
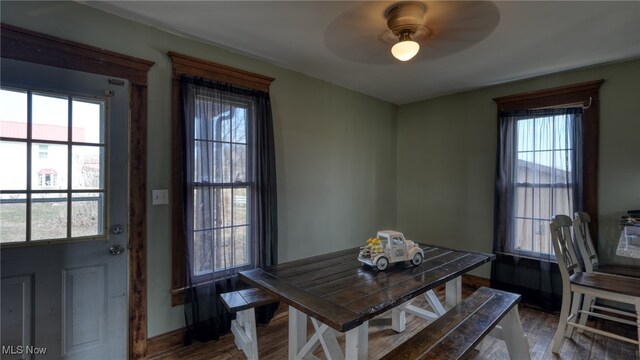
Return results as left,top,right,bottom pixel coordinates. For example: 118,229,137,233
573,211,599,272
550,215,582,281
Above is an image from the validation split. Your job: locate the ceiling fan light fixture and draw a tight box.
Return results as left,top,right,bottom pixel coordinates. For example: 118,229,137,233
385,2,426,62
391,32,420,61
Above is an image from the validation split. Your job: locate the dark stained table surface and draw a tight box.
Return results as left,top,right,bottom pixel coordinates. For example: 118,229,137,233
239,244,495,332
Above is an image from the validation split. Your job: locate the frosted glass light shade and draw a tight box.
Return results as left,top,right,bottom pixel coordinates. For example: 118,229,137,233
391,40,420,61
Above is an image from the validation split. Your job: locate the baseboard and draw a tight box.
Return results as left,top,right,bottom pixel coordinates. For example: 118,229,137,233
147,327,186,358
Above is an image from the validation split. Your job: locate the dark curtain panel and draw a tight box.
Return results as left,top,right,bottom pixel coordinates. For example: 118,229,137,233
491,108,583,311
180,76,278,344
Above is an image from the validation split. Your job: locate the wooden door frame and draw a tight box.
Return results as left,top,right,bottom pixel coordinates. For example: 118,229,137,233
1,23,154,359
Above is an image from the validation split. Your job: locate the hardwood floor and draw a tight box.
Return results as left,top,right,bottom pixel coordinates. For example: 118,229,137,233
149,285,638,359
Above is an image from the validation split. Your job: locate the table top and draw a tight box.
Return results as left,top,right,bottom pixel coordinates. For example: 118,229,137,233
239,244,494,332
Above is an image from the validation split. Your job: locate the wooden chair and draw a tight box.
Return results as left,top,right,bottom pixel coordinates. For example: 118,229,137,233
573,211,639,277
573,211,639,330
550,214,640,355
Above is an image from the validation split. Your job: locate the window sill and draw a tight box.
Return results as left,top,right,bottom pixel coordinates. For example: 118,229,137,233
170,279,217,306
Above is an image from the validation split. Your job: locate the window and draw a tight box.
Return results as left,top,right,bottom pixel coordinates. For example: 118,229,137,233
491,80,602,309
191,92,252,276
38,171,57,187
511,110,581,256
169,52,276,304
0,87,106,243
38,144,48,158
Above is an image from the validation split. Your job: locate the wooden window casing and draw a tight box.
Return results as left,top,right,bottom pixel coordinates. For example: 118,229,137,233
168,52,273,305
493,80,604,249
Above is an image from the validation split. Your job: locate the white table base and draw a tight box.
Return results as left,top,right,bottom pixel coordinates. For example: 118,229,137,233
288,306,368,360
288,276,463,360
392,276,461,332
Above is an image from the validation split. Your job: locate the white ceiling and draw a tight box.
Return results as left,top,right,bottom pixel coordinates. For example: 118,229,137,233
83,1,640,105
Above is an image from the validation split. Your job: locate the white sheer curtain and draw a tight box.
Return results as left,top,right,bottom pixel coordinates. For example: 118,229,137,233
492,107,583,310
180,76,278,343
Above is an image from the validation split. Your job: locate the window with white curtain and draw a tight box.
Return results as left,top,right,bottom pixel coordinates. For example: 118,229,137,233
512,112,579,256
191,92,253,277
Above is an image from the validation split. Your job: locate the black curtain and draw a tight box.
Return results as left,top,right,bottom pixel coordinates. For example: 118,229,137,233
180,76,278,344
491,108,583,311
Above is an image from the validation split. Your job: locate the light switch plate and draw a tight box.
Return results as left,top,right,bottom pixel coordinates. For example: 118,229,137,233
152,189,169,205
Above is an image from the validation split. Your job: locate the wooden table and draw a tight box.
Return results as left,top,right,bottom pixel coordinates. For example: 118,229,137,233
239,244,494,359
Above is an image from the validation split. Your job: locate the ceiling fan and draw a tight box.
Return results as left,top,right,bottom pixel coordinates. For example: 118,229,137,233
324,1,500,65
384,2,429,61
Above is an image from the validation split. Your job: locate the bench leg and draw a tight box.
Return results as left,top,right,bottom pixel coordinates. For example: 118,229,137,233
391,306,406,333
445,276,461,310
499,307,531,360
230,308,259,360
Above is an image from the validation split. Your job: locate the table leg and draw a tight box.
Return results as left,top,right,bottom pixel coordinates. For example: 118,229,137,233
391,300,409,332
288,306,307,360
445,276,461,309
345,321,368,360
311,319,343,360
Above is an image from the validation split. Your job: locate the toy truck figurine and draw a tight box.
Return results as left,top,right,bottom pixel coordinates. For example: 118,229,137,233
358,230,424,270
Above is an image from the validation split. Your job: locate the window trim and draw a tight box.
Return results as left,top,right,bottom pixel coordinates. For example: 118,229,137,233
494,80,603,253
169,52,273,306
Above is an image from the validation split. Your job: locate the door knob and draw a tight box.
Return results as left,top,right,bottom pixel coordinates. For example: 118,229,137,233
108,244,125,256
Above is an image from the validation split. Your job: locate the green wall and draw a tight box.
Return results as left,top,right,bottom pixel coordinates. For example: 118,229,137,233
397,59,640,278
1,1,397,336
3,0,639,339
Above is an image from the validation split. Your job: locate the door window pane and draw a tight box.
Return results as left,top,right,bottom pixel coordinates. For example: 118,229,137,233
31,193,68,240
71,193,103,237
72,146,104,190
0,141,27,190
32,93,68,142
0,89,27,139
0,193,26,243
32,143,67,190
72,99,103,144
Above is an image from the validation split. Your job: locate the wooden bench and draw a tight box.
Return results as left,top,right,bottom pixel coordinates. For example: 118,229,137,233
381,287,530,360
220,288,278,360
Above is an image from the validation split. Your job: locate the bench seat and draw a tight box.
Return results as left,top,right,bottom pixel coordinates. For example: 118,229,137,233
220,288,278,312
220,288,278,360
381,287,530,360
